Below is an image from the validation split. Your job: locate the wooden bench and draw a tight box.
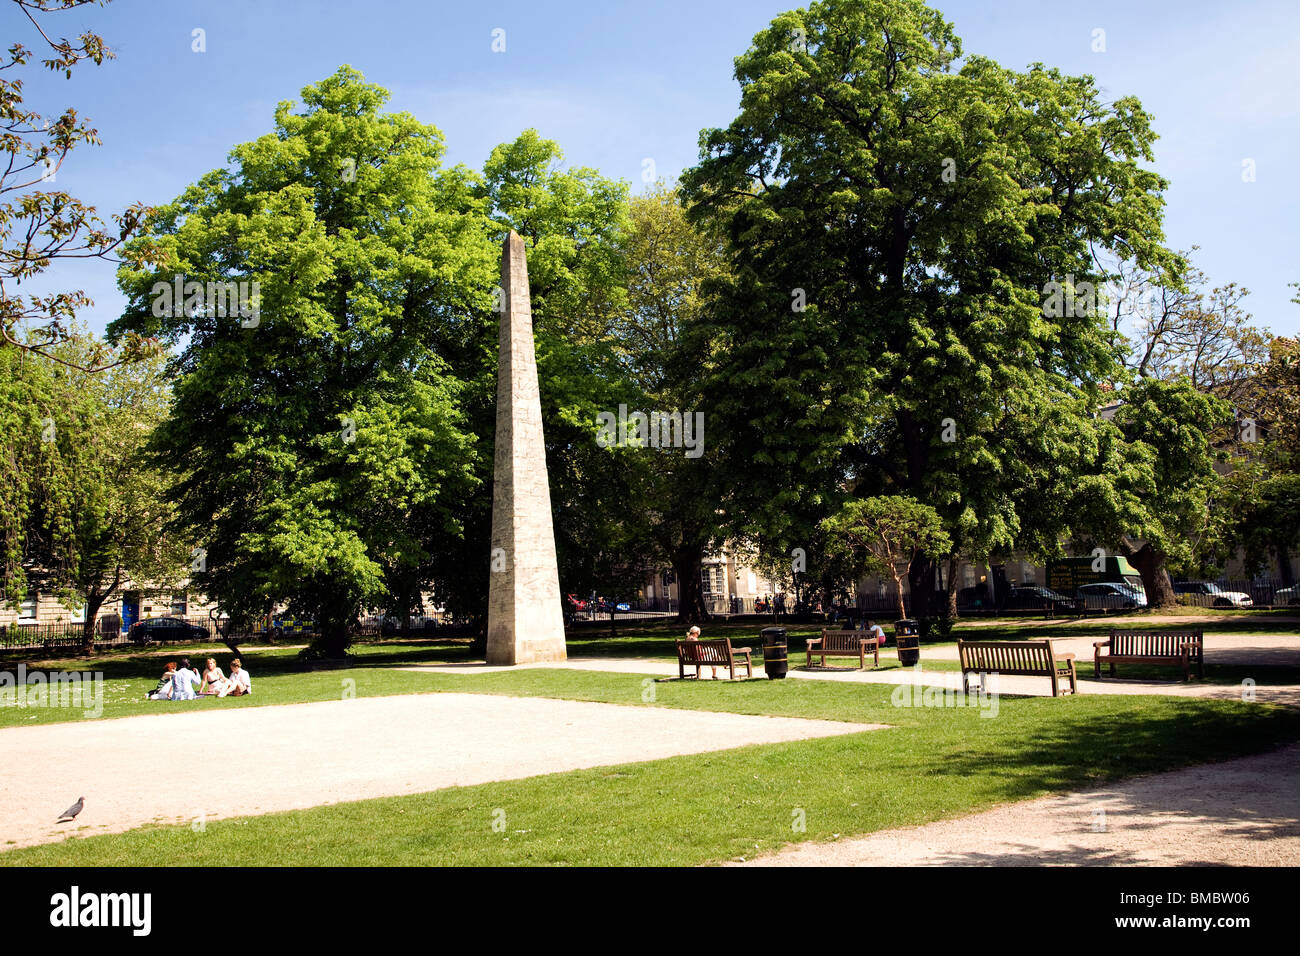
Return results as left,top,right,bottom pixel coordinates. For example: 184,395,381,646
675,638,753,680
1094,630,1203,680
805,629,880,669
958,640,1078,697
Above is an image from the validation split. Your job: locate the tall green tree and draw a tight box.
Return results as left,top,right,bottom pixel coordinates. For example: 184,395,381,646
467,131,646,618
613,184,731,621
681,0,1175,621
111,67,495,657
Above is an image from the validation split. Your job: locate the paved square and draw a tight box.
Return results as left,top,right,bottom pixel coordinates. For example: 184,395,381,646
0,692,883,849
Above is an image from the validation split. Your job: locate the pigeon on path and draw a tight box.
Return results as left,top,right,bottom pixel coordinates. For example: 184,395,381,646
56,797,84,823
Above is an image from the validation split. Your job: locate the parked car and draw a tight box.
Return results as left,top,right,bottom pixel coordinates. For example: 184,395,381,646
1274,585,1300,606
128,617,211,645
1076,582,1148,610
1172,581,1254,608
378,615,437,636
1002,585,1083,613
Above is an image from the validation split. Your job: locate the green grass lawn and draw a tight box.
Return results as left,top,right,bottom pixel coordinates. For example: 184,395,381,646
5,667,1299,866
4,614,1298,729
0,640,473,729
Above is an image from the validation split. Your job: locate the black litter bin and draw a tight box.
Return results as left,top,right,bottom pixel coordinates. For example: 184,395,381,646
894,618,921,666
760,627,788,679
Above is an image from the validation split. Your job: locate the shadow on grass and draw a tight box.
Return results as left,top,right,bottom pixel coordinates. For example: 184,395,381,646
920,695,1300,802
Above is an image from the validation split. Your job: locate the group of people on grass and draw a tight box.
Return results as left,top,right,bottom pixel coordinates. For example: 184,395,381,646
146,657,251,701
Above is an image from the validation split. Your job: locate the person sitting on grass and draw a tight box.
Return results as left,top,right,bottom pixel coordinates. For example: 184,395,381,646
226,659,252,696
171,657,199,701
199,657,230,697
685,625,718,680
147,662,177,700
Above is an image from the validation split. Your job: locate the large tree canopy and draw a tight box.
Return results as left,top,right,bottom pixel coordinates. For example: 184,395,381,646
681,0,1176,618
111,67,494,655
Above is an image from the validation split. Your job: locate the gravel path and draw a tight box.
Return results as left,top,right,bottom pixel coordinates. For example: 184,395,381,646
397,649,1300,705
729,742,1300,866
0,692,882,850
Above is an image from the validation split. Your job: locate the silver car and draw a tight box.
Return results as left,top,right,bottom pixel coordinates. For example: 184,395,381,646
1076,582,1149,610
1274,585,1300,606
1173,582,1254,608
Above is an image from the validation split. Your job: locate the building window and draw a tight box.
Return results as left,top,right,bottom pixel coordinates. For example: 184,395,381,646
18,593,38,622
171,594,188,617
69,603,86,623
701,565,723,597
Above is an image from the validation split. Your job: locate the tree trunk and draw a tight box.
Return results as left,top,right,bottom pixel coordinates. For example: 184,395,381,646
310,602,354,658
945,556,959,619
673,546,710,625
906,554,938,621
81,591,106,656
1123,541,1177,608
80,568,121,655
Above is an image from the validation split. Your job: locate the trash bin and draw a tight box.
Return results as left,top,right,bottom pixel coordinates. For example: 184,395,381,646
760,627,788,679
894,618,921,666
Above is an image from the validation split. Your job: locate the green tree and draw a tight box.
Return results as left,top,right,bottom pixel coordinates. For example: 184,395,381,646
1105,377,1232,605
1231,336,1300,583
613,184,731,622
0,0,160,370
821,495,951,620
0,331,187,644
466,131,646,623
681,0,1174,621
110,67,494,657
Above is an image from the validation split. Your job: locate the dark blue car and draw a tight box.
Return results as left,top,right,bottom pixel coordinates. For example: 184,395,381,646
128,617,210,645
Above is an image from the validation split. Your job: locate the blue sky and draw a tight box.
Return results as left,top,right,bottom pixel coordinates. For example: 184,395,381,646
10,0,1299,336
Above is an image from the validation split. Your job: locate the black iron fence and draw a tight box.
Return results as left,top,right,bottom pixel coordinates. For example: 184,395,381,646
638,576,1299,622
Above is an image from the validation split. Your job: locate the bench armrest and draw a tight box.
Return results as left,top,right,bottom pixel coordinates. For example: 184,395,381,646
1058,653,1076,661
734,647,753,657
1093,640,1110,649
806,638,823,649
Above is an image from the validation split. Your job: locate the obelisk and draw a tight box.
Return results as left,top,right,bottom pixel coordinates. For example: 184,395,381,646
486,231,568,665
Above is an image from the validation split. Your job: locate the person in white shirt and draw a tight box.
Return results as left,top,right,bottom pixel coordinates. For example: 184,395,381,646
865,619,887,646
171,657,199,700
226,658,252,696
